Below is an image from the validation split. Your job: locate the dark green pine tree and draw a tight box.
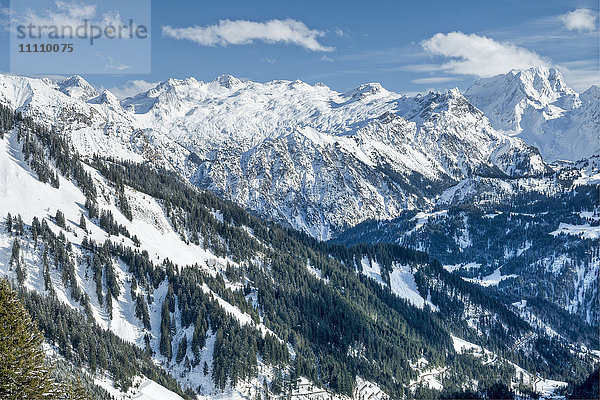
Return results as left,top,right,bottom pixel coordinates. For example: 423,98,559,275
31,217,40,244
159,299,172,359
5,212,12,233
55,210,65,229
0,279,56,398
176,334,188,364
105,292,113,319
9,239,26,285
79,213,87,232
42,250,52,293
9,239,20,269
134,294,151,330
15,215,24,236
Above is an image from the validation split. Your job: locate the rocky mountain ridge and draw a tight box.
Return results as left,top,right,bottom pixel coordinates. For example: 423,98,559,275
0,69,568,239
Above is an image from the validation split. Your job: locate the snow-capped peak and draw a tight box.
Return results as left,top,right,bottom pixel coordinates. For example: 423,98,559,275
122,77,202,114
465,66,577,124
214,74,242,89
509,66,575,106
464,66,596,161
344,82,389,100
57,75,99,101
143,77,201,97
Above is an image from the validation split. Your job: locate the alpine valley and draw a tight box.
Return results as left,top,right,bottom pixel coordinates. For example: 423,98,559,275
0,66,597,399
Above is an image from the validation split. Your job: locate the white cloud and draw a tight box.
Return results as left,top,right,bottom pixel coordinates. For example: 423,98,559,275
560,9,597,32
107,79,158,99
321,55,334,62
421,32,550,77
398,63,446,73
101,12,127,29
104,56,130,71
162,19,334,52
55,1,95,20
19,1,97,30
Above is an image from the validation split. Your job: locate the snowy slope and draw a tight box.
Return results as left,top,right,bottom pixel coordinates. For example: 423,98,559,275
94,376,184,400
0,128,239,396
359,257,438,310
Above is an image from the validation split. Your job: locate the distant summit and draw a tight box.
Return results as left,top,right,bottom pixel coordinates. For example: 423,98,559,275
465,66,598,161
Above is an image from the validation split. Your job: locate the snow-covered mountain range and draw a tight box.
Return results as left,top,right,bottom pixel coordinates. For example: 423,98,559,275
2,68,584,239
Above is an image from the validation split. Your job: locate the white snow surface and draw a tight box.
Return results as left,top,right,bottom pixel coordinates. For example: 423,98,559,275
389,264,438,310
463,267,518,287
360,258,437,310
132,379,185,400
94,375,183,400
551,223,600,240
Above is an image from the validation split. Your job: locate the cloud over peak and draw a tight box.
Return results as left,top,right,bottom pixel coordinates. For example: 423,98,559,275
162,19,334,52
421,32,550,77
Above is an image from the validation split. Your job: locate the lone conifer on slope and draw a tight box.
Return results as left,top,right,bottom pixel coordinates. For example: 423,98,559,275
0,279,91,399
0,278,55,399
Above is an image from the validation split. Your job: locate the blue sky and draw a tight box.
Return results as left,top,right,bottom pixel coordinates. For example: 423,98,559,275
0,0,598,96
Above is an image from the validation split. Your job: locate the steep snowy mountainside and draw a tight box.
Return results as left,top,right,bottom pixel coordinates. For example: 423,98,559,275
465,66,599,161
0,74,192,171
580,84,600,103
355,92,547,179
194,126,423,239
